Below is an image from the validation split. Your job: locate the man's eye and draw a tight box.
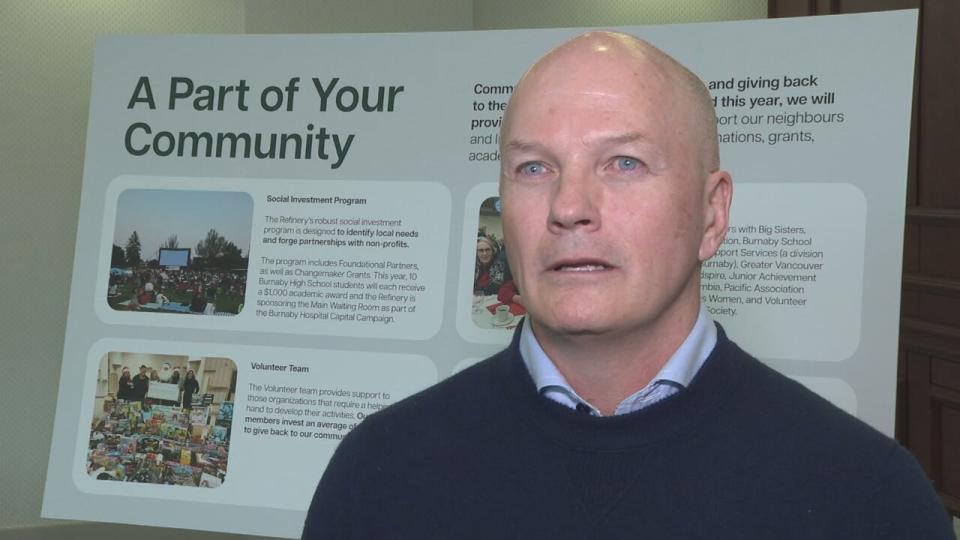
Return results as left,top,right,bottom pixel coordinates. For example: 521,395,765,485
518,162,546,175
613,156,641,171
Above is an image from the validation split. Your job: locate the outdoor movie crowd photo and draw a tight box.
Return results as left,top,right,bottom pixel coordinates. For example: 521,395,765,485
107,188,253,316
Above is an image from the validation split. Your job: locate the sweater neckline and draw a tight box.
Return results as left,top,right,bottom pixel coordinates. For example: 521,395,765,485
493,323,745,452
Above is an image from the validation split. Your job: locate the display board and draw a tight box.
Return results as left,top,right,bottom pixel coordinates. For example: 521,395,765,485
43,11,917,538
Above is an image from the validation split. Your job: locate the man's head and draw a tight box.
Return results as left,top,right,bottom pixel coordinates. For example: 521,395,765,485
498,31,731,346
139,365,147,374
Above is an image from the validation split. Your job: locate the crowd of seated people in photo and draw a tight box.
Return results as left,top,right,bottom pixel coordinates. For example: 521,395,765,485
110,269,246,314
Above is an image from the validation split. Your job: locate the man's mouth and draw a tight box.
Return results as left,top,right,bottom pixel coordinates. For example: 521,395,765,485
551,260,612,272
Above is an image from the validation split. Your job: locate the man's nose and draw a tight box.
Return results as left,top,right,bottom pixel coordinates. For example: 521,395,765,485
547,167,601,233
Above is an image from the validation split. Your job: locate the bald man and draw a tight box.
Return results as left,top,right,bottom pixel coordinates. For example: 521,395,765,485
303,33,952,539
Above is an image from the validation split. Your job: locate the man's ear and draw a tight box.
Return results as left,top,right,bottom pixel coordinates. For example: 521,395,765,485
698,170,733,262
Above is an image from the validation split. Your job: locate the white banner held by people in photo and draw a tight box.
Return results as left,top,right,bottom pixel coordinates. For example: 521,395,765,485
43,11,917,538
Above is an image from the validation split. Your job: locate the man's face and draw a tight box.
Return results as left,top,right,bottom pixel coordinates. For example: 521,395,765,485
139,367,147,375
499,44,717,341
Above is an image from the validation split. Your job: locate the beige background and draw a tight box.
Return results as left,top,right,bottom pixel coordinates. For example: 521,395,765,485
32,2,949,539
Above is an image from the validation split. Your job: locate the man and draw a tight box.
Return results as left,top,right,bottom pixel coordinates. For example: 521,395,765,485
303,32,953,538
132,364,150,404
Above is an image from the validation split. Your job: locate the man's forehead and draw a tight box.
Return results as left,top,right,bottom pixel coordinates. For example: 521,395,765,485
504,65,674,155
504,35,677,131
500,31,717,171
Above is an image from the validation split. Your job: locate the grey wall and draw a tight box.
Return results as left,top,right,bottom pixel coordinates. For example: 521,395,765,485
474,0,764,28
0,1,765,538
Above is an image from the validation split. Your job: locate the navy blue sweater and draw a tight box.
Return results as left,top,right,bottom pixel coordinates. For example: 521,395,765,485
303,326,953,538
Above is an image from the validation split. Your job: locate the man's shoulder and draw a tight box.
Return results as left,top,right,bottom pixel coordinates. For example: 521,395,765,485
391,351,502,409
343,349,509,448
715,335,940,498
714,336,894,453
703,335,952,535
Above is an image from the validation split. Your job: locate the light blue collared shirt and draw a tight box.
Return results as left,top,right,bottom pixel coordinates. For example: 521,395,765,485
519,305,717,416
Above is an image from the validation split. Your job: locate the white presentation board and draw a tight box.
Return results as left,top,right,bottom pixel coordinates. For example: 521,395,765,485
43,11,917,538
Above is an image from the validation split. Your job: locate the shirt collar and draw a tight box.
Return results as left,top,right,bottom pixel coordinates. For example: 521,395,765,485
519,304,717,416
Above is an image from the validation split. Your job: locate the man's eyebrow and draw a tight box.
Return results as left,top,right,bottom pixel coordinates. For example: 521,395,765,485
590,131,648,146
501,139,545,154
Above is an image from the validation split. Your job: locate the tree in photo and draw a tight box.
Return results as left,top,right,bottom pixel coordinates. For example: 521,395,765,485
111,244,126,267
218,241,244,269
196,229,246,269
161,234,179,249
196,229,228,261
125,231,142,267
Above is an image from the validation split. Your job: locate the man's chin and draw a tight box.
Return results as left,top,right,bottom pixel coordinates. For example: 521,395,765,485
529,309,618,338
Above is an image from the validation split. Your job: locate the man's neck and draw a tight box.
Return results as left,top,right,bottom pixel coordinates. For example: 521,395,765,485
530,302,699,416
